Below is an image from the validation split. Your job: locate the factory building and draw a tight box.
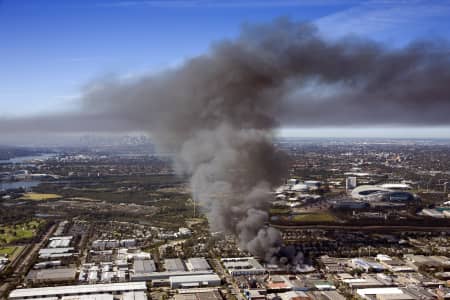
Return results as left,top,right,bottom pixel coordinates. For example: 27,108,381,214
8,282,147,300
350,258,385,273
26,267,77,284
33,260,61,269
130,259,157,281
375,255,415,273
170,274,221,289
278,291,310,300
221,257,266,276
185,258,211,271
174,288,222,300
92,240,120,250
165,258,186,272
356,288,411,300
317,291,346,300
131,270,215,281
48,236,72,248
79,262,127,283
38,247,75,259
134,259,156,273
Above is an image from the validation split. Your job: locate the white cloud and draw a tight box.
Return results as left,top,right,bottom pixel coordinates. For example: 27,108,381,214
315,0,450,40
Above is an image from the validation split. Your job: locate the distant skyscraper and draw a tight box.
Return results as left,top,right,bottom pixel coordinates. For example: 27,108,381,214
346,176,357,191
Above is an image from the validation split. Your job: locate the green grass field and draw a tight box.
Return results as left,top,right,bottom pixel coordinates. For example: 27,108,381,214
291,212,336,223
270,208,291,214
0,246,23,259
0,220,44,245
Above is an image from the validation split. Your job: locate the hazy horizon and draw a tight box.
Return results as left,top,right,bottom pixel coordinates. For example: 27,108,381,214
2,0,450,143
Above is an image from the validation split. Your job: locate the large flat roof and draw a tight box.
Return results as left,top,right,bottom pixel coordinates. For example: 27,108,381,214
170,274,220,284
165,258,186,271
186,258,211,271
131,270,214,281
356,287,404,297
134,259,156,273
221,257,264,270
9,282,147,299
27,268,77,281
61,295,113,300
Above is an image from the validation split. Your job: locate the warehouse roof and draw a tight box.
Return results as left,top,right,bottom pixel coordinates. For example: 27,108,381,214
356,287,404,297
186,258,211,271
165,258,186,272
27,268,77,282
9,282,147,299
170,274,221,284
131,270,214,281
61,295,113,300
134,259,156,273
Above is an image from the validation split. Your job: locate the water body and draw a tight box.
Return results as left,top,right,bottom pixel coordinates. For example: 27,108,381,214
0,153,56,164
0,180,41,191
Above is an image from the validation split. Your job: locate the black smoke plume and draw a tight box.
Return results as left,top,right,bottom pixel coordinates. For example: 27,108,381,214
2,19,450,259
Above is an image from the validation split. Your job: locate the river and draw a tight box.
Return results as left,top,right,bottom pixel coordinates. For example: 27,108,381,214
0,180,42,191
0,153,56,164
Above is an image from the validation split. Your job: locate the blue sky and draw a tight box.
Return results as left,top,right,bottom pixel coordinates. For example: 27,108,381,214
1,0,450,138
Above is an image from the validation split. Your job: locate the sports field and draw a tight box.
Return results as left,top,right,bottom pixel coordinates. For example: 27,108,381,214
291,212,336,223
20,192,61,201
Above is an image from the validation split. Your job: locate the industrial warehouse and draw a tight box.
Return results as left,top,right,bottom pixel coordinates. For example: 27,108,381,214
8,282,148,300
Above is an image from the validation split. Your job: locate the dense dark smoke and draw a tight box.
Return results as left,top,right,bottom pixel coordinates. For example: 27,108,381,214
2,18,450,258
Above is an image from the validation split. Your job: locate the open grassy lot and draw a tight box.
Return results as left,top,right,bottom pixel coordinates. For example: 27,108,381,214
20,192,62,201
291,212,336,223
0,219,44,245
0,246,23,259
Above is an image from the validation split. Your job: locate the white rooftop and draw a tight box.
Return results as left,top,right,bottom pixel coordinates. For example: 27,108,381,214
357,287,404,297
9,282,147,299
170,274,220,284
61,295,113,300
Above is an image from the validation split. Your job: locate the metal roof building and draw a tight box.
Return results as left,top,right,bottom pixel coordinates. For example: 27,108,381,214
9,282,147,300
134,259,156,273
38,247,75,259
165,258,186,272
356,288,406,300
130,259,158,281
26,268,77,284
48,236,72,248
185,258,211,271
318,291,346,300
170,274,221,289
221,257,265,276
130,270,214,281
61,295,113,300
